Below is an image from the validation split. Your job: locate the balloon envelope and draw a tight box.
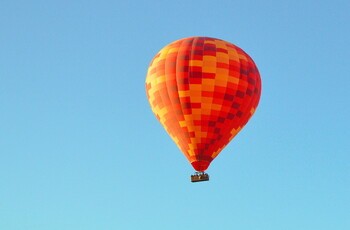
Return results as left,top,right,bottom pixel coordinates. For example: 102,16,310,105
145,37,261,172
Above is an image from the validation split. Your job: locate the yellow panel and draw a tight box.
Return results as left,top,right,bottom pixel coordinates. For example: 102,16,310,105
157,107,169,123
170,135,180,145
183,115,195,132
187,144,195,157
189,60,203,67
168,47,180,54
227,49,239,61
216,55,229,63
211,104,222,111
178,90,190,97
203,66,216,73
155,75,166,84
200,96,212,104
216,68,229,75
189,96,201,103
215,40,228,49
201,108,211,115
202,85,215,92
216,72,228,80
202,79,216,91
189,84,201,92
215,80,227,87
159,49,170,58
203,56,217,62
191,110,202,118
201,103,212,110
204,40,216,45
179,120,187,127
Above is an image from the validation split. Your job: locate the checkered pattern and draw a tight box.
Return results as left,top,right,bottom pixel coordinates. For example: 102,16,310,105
145,37,261,171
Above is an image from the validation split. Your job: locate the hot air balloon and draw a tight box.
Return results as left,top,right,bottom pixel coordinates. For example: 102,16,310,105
145,37,261,182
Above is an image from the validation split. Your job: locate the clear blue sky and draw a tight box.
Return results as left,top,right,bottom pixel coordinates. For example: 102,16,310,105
1,0,349,229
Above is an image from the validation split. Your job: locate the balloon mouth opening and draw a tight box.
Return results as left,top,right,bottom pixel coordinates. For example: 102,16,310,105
191,160,210,172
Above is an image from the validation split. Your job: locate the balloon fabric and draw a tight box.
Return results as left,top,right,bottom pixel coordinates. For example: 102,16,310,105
146,37,261,172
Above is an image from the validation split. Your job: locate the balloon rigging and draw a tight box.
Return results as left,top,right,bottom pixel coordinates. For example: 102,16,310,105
145,37,261,182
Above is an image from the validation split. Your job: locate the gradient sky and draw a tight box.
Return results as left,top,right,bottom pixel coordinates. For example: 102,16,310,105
1,0,349,229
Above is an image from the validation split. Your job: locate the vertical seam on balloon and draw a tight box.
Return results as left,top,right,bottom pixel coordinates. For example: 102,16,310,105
174,39,191,161
239,53,261,125
189,37,201,162
207,38,219,162
225,46,246,146
155,47,171,132
181,37,198,160
202,37,210,162
147,54,163,120
213,42,238,158
182,37,202,161
206,39,220,160
245,57,261,120
204,39,211,160
229,52,261,146
151,42,187,159
234,55,253,133
220,40,235,158
163,40,190,161
210,42,241,159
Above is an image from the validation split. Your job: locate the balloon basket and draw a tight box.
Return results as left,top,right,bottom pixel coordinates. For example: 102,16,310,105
191,172,209,182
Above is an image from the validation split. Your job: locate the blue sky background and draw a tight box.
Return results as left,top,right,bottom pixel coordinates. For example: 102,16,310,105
1,0,349,229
